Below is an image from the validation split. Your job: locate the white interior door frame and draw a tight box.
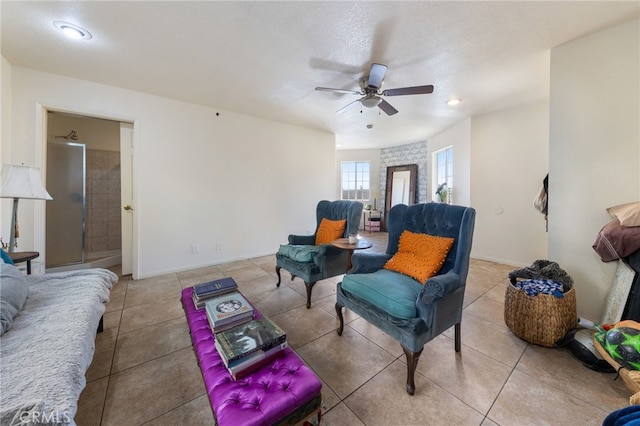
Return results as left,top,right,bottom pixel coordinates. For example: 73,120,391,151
36,103,139,277
120,123,134,276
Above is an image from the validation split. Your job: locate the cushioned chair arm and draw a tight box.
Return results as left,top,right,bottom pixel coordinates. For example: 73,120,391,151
289,234,316,245
349,252,392,274
416,271,461,320
419,271,461,301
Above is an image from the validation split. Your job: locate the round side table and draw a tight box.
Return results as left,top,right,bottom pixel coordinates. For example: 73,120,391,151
331,238,373,271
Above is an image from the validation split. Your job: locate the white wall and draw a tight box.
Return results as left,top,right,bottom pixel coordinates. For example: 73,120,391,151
470,101,550,265
1,57,12,247
3,65,336,279
549,19,639,321
427,118,471,206
1,57,11,161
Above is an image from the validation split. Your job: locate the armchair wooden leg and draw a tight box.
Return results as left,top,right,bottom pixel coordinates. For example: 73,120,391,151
335,303,344,335
275,266,282,287
402,346,423,396
455,322,461,352
304,282,316,309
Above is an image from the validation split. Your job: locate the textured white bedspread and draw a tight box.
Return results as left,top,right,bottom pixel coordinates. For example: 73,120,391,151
0,268,117,426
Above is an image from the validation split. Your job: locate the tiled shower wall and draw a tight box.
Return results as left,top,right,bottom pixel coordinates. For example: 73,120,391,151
86,149,121,256
380,141,428,209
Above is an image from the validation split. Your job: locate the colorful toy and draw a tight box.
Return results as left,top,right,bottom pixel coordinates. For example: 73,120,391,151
593,320,640,404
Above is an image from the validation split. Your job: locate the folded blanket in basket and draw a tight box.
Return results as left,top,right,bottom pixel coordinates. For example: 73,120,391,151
515,279,564,298
509,260,573,291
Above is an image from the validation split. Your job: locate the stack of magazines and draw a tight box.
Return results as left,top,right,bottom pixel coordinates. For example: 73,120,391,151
192,277,238,309
215,317,288,379
204,291,254,333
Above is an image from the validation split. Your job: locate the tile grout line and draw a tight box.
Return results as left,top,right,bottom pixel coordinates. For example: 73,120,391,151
99,275,128,426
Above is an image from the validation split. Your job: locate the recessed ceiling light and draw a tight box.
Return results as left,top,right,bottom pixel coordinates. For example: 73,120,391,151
53,21,92,40
447,98,462,106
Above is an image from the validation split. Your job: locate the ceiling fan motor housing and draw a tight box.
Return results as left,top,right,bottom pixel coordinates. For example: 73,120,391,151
360,76,382,92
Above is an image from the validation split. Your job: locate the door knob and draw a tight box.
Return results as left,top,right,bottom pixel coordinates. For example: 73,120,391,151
123,205,133,211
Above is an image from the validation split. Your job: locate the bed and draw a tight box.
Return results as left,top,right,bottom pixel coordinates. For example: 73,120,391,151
0,263,117,426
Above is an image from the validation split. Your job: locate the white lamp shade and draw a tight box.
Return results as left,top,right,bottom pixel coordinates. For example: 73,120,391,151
1,164,52,200
361,96,382,108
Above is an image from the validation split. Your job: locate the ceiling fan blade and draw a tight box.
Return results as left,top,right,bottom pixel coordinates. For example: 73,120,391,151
382,85,434,96
367,63,387,89
315,87,362,95
336,97,365,114
378,99,398,116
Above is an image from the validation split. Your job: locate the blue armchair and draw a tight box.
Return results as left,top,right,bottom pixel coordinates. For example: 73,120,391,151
276,200,363,308
336,202,475,394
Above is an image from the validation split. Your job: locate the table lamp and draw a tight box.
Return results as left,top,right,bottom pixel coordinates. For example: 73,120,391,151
1,164,52,253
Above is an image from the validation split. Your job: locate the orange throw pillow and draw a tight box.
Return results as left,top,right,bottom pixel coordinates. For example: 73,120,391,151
384,230,455,284
315,218,347,245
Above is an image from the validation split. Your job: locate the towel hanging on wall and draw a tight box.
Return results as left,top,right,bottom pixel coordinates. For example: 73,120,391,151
534,174,549,231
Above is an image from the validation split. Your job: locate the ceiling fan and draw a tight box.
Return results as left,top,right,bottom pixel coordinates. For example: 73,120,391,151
315,63,433,116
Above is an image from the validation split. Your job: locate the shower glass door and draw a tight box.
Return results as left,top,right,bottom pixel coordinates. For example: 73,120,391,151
46,141,86,267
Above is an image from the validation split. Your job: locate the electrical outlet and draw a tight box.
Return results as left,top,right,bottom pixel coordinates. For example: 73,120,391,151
215,242,222,250
191,245,199,254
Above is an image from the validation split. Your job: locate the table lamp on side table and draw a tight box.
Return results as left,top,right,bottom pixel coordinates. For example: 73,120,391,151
1,164,53,253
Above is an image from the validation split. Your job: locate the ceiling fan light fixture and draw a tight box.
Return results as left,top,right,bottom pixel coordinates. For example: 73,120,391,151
447,98,462,106
54,21,92,40
361,96,382,108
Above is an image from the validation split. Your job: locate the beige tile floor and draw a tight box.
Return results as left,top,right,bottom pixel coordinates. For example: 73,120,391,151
77,233,630,425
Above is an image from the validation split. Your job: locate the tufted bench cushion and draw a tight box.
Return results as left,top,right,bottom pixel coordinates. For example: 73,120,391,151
180,287,322,426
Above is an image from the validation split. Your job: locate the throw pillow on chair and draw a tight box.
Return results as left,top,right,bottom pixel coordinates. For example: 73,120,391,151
383,230,455,283
315,218,346,245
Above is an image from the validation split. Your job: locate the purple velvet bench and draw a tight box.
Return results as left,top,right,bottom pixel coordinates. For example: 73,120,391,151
181,287,322,425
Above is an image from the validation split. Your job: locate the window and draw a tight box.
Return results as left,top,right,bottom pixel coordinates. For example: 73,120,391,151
341,161,370,201
434,147,453,204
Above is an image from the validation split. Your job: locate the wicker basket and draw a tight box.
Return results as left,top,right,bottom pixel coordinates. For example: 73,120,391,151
504,283,578,347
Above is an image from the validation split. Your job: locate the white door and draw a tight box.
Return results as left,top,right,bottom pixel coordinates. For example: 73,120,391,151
120,123,134,276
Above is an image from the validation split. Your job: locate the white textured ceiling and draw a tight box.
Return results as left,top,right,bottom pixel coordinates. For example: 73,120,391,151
2,1,638,150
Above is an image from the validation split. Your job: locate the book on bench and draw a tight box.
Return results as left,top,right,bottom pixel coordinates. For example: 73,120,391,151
216,339,289,380
215,317,287,365
193,277,238,309
204,291,254,333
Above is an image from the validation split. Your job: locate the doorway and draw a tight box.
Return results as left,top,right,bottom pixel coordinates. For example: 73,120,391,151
45,111,133,274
